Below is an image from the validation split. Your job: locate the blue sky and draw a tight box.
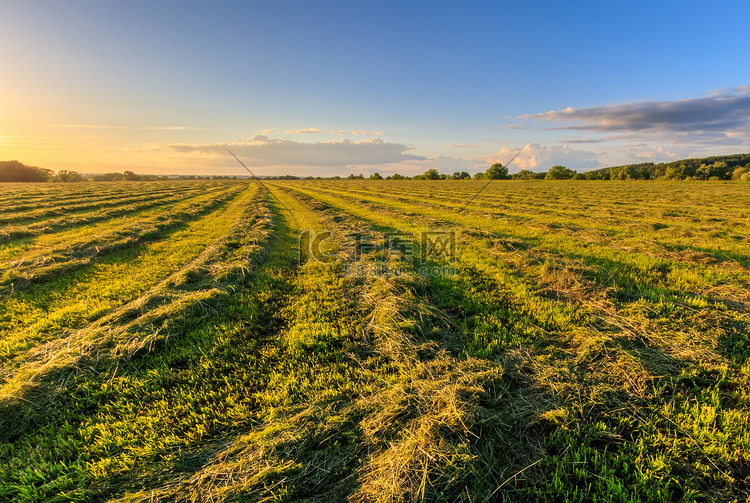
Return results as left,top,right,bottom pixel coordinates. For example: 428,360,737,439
2,0,750,176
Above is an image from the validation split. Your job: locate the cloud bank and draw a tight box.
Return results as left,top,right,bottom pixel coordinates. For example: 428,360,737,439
164,135,425,167
524,86,750,135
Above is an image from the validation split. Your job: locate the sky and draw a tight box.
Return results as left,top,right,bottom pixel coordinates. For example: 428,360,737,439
2,0,750,177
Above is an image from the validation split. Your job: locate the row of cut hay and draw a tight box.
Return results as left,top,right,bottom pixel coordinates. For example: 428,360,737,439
0,184,211,241
0,182,155,208
293,183,750,323
0,184,273,442
300,180,750,271
108,184,522,502
0,183,203,226
0,184,246,293
0,183,241,261
276,181,750,499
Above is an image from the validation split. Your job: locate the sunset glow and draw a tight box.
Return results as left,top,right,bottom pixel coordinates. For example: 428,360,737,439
2,1,750,176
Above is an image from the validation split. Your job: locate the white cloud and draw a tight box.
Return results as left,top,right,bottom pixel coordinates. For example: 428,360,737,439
482,143,604,172
445,144,479,149
162,135,425,168
348,144,605,176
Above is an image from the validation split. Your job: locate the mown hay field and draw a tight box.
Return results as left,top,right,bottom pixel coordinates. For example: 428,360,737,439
0,179,748,502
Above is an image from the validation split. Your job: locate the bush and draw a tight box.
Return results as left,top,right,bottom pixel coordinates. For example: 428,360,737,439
545,165,576,180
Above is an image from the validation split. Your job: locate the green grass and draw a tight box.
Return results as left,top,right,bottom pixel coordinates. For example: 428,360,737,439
0,180,748,502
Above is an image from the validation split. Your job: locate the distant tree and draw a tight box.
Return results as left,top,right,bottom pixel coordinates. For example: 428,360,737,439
732,166,750,180
92,172,124,181
545,165,576,180
387,173,408,180
610,166,650,180
53,170,84,182
423,168,440,180
485,162,510,179
664,166,686,180
473,172,485,180
513,169,538,180
572,172,587,180
0,160,53,182
369,172,383,179
123,170,141,181
694,161,732,180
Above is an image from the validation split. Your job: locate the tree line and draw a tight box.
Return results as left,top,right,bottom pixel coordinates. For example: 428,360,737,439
0,161,78,183
5,153,750,183
0,161,242,182
343,153,750,181
584,153,750,181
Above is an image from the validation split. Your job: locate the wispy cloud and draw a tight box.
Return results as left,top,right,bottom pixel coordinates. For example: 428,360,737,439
284,128,383,135
523,86,750,135
49,124,204,131
161,135,424,167
350,130,383,135
445,144,478,149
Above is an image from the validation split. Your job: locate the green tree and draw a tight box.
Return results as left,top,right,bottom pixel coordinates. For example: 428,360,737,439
732,166,750,180
369,172,383,179
485,162,509,179
92,172,125,181
53,170,84,182
423,168,440,180
514,169,536,180
545,165,576,180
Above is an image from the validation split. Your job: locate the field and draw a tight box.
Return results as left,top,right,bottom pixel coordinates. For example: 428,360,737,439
0,179,749,502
